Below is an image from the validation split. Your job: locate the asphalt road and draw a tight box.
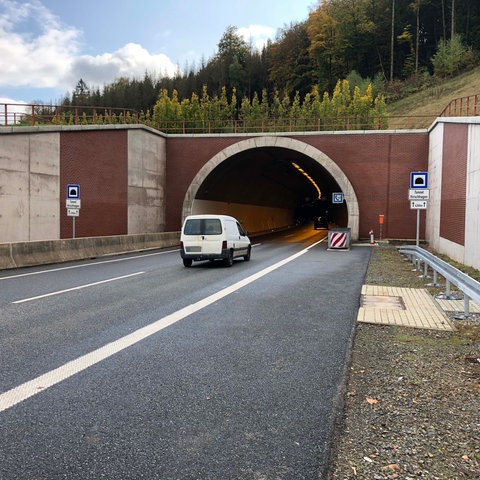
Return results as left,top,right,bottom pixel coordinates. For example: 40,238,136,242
0,226,371,480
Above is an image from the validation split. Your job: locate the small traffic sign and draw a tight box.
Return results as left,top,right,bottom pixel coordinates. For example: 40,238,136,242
67,208,80,217
332,192,344,204
410,200,428,209
66,199,81,208
67,184,80,199
408,189,429,200
410,172,428,189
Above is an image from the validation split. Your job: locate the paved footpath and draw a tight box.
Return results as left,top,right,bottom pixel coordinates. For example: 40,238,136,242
357,284,479,331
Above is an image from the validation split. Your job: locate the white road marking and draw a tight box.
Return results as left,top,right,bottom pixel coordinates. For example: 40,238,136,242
0,238,326,413
0,249,178,281
12,272,144,304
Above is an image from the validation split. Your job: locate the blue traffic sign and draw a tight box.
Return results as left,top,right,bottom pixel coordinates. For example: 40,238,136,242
67,184,80,199
332,192,344,204
410,172,428,189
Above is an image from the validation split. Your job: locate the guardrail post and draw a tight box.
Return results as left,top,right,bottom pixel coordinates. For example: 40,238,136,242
435,279,462,300
412,257,420,271
418,261,431,278
454,295,472,320
426,269,443,287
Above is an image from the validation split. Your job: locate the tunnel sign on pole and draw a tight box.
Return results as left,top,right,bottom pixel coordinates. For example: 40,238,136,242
410,171,428,189
66,184,81,238
409,173,428,247
67,184,80,199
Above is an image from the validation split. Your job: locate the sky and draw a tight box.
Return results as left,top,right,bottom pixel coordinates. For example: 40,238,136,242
0,0,316,108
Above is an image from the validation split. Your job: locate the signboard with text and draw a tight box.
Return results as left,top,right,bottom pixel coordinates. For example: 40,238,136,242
410,200,427,210
408,189,429,201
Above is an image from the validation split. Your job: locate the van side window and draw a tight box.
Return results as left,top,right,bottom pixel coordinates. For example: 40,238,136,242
184,219,222,235
236,222,246,236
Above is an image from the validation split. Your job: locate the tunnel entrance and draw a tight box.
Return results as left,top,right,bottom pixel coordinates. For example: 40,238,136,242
182,137,359,240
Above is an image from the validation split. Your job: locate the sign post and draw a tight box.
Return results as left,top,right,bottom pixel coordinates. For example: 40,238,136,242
409,172,428,246
66,184,81,238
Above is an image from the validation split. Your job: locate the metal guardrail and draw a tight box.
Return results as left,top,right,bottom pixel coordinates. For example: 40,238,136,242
397,245,480,319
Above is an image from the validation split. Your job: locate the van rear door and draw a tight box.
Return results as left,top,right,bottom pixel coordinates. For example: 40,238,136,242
182,217,223,255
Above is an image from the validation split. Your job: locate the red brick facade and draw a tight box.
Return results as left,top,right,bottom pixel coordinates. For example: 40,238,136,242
56,129,429,240
165,133,429,239
440,124,468,245
60,130,128,239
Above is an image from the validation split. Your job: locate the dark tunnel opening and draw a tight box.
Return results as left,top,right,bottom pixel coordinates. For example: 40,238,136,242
192,146,348,233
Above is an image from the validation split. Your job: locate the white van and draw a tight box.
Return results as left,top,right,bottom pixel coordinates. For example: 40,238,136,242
180,214,251,267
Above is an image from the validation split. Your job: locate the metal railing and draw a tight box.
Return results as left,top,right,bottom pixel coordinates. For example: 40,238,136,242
1,103,141,127
439,94,480,117
0,102,437,132
397,245,480,319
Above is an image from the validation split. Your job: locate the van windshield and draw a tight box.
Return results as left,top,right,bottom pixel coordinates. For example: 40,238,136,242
184,218,222,235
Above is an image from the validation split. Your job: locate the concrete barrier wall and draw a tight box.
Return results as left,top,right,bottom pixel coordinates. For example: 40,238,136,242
0,232,180,270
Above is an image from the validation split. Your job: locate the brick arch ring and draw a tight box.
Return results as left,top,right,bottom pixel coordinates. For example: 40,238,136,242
182,136,360,240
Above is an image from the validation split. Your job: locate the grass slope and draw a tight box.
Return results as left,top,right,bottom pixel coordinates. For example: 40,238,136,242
387,67,480,118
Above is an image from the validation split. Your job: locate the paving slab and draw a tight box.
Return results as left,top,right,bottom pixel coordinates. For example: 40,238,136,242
358,285,455,331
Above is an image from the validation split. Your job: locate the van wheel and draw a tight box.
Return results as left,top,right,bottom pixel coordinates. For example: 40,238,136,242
223,250,234,267
244,246,251,261
183,258,193,267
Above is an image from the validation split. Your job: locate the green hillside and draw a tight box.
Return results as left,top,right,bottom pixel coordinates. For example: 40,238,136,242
387,67,480,118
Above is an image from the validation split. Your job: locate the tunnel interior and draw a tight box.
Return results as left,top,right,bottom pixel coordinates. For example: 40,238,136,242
192,146,348,233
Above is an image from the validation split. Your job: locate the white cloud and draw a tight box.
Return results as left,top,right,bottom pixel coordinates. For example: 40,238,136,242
238,24,276,51
69,43,179,89
0,0,178,95
0,0,80,88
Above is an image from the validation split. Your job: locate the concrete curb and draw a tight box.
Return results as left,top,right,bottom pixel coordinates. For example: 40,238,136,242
0,232,180,270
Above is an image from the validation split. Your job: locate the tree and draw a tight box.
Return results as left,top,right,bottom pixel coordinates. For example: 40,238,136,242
431,34,472,77
72,79,90,105
212,26,249,96
410,0,430,74
390,0,396,81
307,3,340,92
268,22,315,99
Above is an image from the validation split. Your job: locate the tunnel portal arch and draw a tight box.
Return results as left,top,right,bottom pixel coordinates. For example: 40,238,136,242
182,136,360,240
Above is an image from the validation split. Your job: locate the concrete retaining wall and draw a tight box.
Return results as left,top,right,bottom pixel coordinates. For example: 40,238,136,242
0,232,180,270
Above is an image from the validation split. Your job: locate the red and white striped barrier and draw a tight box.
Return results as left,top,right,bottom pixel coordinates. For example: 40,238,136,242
327,228,351,250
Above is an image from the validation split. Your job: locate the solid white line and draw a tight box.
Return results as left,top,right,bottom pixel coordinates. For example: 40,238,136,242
0,249,178,281
0,246,313,413
12,272,144,304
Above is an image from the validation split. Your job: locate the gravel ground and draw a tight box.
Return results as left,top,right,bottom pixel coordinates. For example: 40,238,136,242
328,243,480,480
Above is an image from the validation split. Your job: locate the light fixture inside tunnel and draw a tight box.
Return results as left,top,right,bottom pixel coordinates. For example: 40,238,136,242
291,162,321,200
